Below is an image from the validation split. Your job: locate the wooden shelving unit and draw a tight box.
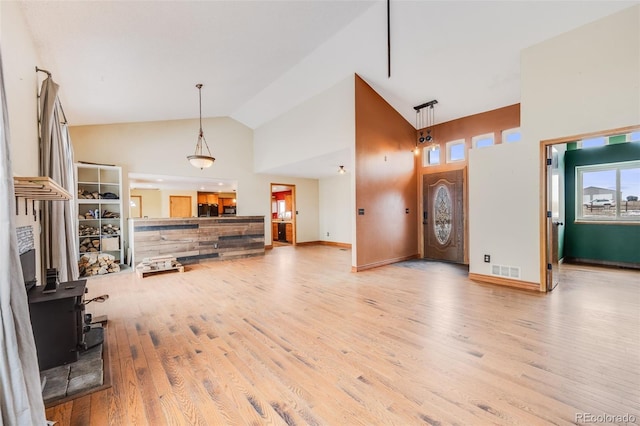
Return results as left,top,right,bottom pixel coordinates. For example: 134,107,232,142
13,176,72,220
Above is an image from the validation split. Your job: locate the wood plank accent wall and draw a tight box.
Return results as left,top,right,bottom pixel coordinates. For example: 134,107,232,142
354,75,419,270
131,217,264,265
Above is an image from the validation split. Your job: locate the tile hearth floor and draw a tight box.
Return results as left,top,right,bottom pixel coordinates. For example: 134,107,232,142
40,337,104,404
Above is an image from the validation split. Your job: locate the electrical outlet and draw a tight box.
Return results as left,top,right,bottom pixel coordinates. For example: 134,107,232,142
484,254,490,263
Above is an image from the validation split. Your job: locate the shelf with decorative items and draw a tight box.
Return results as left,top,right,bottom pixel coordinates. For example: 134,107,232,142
75,163,124,277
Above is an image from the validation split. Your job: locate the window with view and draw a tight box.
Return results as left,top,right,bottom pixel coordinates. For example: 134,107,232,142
472,133,494,149
446,139,465,163
577,160,640,221
502,128,521,144
423,146,440,166
580,137,607,149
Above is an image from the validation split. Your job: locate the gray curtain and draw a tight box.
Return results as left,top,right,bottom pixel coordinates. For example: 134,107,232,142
0,52,47,425
39,77,78,282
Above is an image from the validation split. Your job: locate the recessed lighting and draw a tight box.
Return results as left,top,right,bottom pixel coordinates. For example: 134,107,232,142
218,182,223,186
200,186,205,190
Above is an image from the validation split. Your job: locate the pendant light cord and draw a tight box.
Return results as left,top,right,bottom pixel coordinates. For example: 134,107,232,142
197,83,204,137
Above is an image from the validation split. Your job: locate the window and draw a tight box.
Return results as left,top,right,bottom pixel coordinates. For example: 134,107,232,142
472,133,494,149
579,137,607,149
446,139,465,163
577,160,640,221
423,146,440,166
502,128,521,143
628,131,640,143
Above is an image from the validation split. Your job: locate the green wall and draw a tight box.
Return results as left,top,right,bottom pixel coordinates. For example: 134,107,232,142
564,143,640,266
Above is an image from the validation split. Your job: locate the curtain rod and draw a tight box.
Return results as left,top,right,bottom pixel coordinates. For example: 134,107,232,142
35,66,51,77
35,66,68,124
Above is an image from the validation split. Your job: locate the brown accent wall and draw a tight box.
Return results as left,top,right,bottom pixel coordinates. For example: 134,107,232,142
418,104,520,174
354,75,418,270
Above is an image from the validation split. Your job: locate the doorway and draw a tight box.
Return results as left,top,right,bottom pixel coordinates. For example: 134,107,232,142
423,170,465,263
169,195,192,218
270,183,296,247
539,124,639,291
130,195,142,218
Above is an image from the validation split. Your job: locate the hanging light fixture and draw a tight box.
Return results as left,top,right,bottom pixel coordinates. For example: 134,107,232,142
187,83,215,169
338,165,346,174
413,99,438,150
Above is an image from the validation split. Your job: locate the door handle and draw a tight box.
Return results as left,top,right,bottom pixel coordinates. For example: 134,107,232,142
553,222,564,226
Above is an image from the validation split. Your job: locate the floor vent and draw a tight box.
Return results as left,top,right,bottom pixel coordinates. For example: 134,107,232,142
491,264,520,279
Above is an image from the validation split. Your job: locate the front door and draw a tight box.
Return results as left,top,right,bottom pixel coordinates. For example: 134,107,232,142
423,170,464,263
170,195,192,218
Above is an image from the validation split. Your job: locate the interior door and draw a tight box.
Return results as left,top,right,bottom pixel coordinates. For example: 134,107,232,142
546,145,561,291
423,170,464,263
170,195,192,218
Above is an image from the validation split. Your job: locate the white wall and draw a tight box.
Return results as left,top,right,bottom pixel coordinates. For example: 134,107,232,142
1,1,45,283
130,188,162,218
254,76,354,246
70,117,319,244
319,173,352,244
253,76,355,174
469,142,536,281
469,5,640,286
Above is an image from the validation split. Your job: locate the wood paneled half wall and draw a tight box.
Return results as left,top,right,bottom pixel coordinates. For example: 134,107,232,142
130,217,264,265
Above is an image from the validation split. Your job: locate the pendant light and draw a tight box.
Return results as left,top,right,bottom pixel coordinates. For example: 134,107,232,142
187,83,215,169
413,99,438,151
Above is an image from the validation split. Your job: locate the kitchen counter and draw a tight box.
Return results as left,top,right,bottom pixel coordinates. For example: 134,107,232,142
129,216,265,265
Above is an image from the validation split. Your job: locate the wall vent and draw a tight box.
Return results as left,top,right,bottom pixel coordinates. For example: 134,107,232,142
490,264,520,279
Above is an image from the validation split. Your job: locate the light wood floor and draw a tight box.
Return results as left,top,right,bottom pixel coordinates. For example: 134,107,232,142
46,245,640,425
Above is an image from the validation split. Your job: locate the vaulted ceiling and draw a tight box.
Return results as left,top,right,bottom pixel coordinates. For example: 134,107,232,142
18,1,633,129
16,1,635,183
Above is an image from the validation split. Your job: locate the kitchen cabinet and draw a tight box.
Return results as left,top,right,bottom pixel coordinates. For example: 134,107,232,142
285,223,293,242
272,223,278,241
198,192,219,205
284,194,292,213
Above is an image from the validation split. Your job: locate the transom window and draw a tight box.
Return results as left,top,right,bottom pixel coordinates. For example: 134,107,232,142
472,133,494,149
446,139,465,163
423,146,441,166
576,160,640,222
579,137,607,149
502,128,521,143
